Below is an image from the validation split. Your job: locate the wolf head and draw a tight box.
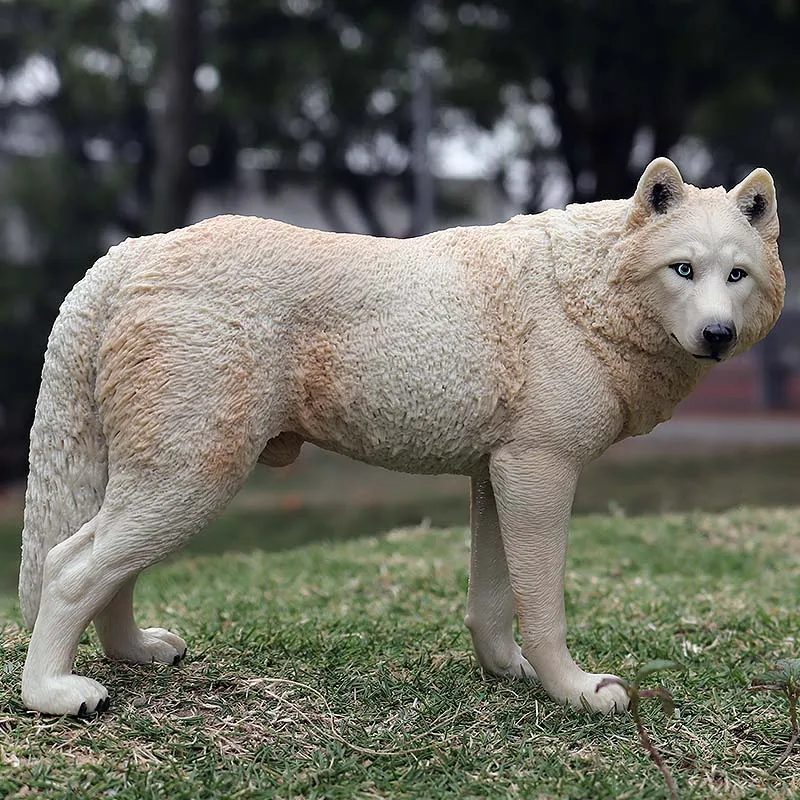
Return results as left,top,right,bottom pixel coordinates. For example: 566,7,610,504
615,157,785,362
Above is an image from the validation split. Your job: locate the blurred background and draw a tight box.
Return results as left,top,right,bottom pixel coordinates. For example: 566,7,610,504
1,0,800,593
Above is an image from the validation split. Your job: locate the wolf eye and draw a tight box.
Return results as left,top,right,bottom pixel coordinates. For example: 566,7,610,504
728,268,748,283
670,262,693,280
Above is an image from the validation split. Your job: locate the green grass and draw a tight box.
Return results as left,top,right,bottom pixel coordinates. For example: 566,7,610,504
1,507,799,798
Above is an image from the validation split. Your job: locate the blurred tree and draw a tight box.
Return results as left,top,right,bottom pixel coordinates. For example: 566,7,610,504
409,0,435,235
0,0,206,479
151,0,201,232
0,156,119,481
1,0,800,481
214,0,424,236
437,0,800,209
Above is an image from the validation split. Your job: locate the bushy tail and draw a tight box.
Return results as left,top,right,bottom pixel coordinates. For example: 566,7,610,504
19,262,111,629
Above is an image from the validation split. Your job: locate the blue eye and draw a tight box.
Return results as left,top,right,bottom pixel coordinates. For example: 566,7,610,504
670,262,693,280
728,268,748,283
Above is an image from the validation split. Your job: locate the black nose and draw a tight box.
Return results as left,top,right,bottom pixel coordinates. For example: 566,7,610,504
702,323,736,346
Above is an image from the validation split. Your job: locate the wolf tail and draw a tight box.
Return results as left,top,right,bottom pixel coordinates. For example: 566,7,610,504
18,257,113,629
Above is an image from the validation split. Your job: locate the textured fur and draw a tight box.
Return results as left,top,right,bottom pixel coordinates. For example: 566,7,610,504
17,158,784,716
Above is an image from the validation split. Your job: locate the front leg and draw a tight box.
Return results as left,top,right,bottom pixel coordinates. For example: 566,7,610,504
465,471,537,680
489,444,628,713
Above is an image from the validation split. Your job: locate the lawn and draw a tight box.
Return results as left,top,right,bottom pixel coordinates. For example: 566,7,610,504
1,507,798,799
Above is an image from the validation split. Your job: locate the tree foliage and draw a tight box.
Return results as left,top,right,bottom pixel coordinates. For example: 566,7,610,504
0,0,798,480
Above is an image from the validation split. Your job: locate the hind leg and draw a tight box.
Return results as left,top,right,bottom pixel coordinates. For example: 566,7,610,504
22,318,284,714
22,513,127,715
21,485,224,716
94,576,187,666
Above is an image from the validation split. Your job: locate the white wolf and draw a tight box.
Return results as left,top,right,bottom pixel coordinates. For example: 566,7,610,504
17,158,784,717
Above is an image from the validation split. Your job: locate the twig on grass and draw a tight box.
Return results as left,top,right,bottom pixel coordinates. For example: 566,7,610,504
597,660,682,800
749,658,800,773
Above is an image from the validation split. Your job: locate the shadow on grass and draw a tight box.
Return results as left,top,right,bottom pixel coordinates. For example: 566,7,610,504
189,495,468,558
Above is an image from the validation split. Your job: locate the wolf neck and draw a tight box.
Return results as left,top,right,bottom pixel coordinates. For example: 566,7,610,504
546,201,708,439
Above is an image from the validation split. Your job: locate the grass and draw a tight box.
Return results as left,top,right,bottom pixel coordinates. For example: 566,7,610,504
1,507,799,798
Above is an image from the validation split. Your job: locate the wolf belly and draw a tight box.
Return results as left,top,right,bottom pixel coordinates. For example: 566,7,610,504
285,302,515,476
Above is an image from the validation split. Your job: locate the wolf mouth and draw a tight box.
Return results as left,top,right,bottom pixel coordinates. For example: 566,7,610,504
670,333,723,362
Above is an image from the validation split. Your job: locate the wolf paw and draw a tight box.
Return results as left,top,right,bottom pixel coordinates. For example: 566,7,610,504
22,674,110,717
105,628,187,666
480,644,539,681
552,671,630,714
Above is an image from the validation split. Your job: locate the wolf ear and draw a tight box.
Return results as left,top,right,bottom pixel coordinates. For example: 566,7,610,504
630,157,685,220
729,168,779,240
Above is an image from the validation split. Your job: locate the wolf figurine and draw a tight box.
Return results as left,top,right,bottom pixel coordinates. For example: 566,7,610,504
17,158,784,716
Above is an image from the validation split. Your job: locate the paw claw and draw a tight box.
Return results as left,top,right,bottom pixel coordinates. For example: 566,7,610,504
77,701,88,718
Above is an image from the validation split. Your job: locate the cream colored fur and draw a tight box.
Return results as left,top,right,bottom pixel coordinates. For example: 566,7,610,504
16,158,784,717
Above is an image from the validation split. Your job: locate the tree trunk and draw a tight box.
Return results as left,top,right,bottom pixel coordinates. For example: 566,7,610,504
151,0,200,233
408,0,435,236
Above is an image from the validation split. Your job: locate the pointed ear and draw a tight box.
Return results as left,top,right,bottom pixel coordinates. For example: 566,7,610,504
630,157,686,219
729,168,779,240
